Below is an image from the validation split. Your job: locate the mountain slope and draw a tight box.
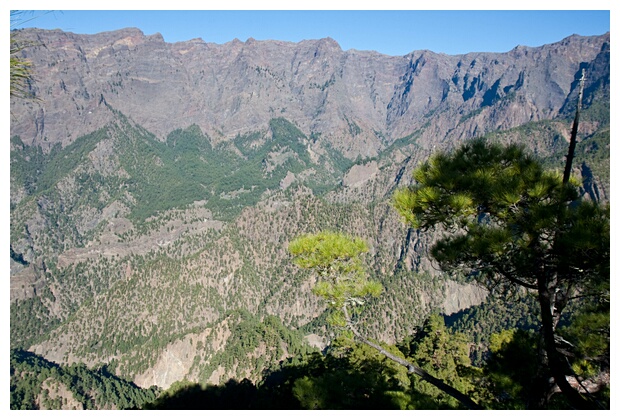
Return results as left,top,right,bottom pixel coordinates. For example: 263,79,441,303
11,28,609,156
9,28,610,391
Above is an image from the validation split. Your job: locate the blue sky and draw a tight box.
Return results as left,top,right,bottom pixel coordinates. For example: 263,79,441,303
9,5,611,56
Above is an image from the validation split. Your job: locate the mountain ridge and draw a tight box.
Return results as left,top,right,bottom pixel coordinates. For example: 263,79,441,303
11,28,609,157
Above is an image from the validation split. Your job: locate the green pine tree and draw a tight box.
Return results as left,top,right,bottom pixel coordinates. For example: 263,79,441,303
289,231,483,409
392,138,609,409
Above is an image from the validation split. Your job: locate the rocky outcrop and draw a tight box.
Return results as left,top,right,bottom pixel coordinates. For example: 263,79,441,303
342,161,379,188
441,280,488,315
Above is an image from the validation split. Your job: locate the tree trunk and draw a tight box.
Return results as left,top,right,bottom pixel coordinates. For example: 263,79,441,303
562,68,586,184
536,279,595,409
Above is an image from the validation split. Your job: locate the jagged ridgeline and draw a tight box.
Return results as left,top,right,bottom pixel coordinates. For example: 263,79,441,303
10,27,609,408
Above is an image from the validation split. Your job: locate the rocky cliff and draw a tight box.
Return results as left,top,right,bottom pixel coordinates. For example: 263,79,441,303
11,28,609,157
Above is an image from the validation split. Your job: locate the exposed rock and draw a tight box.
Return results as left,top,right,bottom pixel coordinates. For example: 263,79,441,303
10,28,609,159
342,161,379,188
305,333,327,350
441,280,488,315
133,332,204,389
279,171,296,190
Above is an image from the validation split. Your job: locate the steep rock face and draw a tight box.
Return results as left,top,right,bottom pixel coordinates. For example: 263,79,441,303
11,28,609,158
441,281,488,315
